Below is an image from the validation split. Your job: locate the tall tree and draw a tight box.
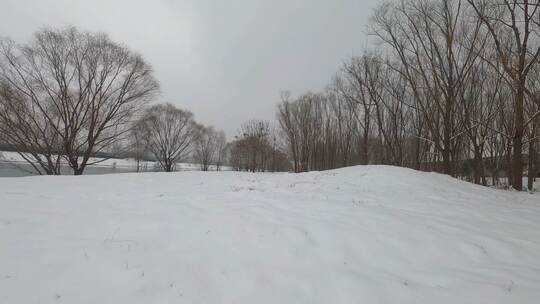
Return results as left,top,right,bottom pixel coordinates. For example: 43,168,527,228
0,27,159,175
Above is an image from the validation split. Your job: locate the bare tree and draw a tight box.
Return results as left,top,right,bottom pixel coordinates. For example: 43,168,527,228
194,125,223,171
215,131,227,171
137,103,197,172
130,119,149,172
0,27,159,175
337,55,375,166
0,83,63,175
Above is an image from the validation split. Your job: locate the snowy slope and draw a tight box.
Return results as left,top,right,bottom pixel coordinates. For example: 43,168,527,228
0,166,539,303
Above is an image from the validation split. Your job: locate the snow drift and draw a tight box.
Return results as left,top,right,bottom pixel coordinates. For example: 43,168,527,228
1,166,539,303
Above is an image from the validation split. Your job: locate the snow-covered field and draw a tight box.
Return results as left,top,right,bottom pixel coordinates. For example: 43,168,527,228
1,166,539,303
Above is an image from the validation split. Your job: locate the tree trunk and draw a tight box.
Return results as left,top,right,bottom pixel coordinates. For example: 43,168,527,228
473,145,484,185
512,85,525,190
528,139,536,191
361,135,369,165
442,148,452,176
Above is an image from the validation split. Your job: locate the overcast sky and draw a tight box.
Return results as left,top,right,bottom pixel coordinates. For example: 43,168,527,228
0,0,378,137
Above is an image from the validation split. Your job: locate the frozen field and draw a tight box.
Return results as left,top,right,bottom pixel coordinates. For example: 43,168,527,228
0,166,539,303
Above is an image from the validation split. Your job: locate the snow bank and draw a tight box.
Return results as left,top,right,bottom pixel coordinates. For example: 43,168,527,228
0,166,539,303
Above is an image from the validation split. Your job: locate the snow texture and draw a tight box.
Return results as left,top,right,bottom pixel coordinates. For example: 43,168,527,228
0,165,539,303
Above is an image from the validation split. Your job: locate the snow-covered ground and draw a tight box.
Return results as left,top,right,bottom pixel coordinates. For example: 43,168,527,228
1,166,539,303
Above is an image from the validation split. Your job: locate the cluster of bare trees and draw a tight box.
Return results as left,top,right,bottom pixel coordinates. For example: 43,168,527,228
0,27,159,175
229,120,290,172
130,103,227,172
0,27,227,175
278,0,540,190
193,125,227,171
278,91,363,172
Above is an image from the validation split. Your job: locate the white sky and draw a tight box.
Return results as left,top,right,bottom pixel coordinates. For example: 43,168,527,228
0,0,378,137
